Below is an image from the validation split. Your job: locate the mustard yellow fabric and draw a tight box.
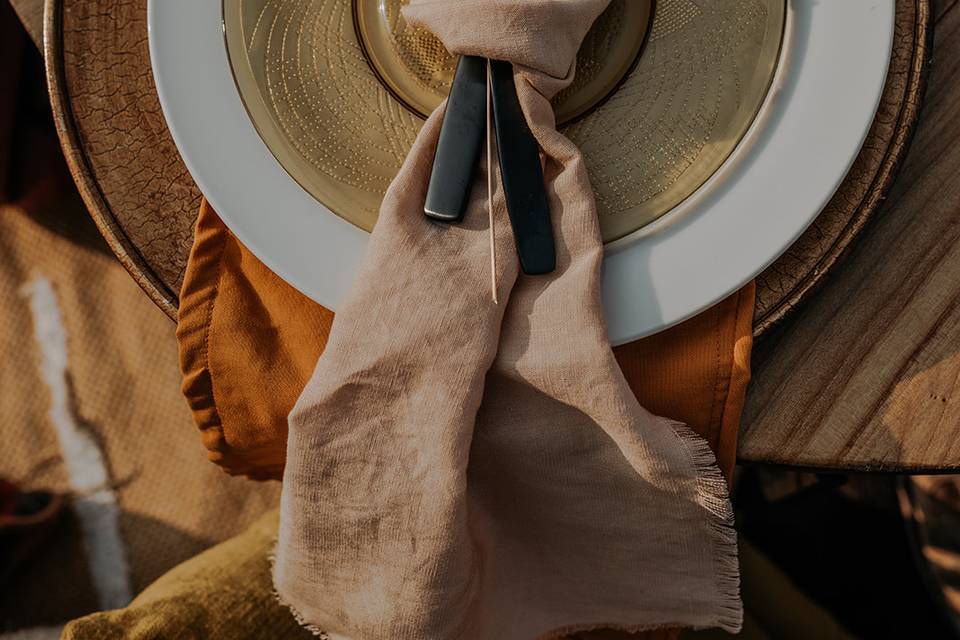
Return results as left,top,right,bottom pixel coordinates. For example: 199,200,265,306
60,511,312,640
60,515,848,640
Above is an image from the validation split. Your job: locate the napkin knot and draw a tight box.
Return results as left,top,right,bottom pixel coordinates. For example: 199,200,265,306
402,0,610,97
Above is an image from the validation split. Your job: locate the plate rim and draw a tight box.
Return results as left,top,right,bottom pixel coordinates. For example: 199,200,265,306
147,0,895,345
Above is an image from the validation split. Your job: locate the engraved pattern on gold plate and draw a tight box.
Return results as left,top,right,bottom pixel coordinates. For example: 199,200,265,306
223,0,784,241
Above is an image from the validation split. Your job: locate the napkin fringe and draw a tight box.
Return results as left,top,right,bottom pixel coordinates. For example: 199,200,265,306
269,541,332,639
536,420,743,638
668,418,743,634
269,420,743,638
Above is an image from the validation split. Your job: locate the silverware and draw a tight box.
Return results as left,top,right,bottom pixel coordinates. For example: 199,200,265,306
424,55,488,223
424,57,555,276
489,59,555,276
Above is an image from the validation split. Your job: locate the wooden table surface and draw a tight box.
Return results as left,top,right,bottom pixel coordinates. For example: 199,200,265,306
12,0,960,470
742,1,960,471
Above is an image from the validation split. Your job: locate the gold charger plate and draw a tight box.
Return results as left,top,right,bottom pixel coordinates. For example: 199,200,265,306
223,0,785,242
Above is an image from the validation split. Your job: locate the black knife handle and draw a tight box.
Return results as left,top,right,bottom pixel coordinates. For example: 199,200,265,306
489,59,556,275
424,55,488,223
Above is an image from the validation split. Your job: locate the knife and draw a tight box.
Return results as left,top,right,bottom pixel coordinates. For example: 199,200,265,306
424,55,488,223
489,59,556,275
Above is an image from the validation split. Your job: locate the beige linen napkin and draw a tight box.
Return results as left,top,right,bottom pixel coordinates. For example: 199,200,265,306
273,1,741,637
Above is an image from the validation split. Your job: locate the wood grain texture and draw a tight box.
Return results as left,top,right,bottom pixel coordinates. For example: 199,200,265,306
741,2,960,470
753,0,930,335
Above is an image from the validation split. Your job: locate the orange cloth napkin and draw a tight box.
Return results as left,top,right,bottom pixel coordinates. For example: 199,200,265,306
178,201,752,485
177,201,334,480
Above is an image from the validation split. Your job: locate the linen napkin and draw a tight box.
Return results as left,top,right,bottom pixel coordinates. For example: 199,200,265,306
268,1,743,637
176,205,753,639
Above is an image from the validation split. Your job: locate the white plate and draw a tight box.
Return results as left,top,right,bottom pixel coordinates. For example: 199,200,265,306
148,1,894,344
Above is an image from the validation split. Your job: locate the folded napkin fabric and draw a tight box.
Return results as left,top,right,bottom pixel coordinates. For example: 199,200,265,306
267,1,744,637
178,200,335,480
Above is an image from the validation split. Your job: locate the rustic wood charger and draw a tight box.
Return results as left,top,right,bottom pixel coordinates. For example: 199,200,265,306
42,0,947,470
